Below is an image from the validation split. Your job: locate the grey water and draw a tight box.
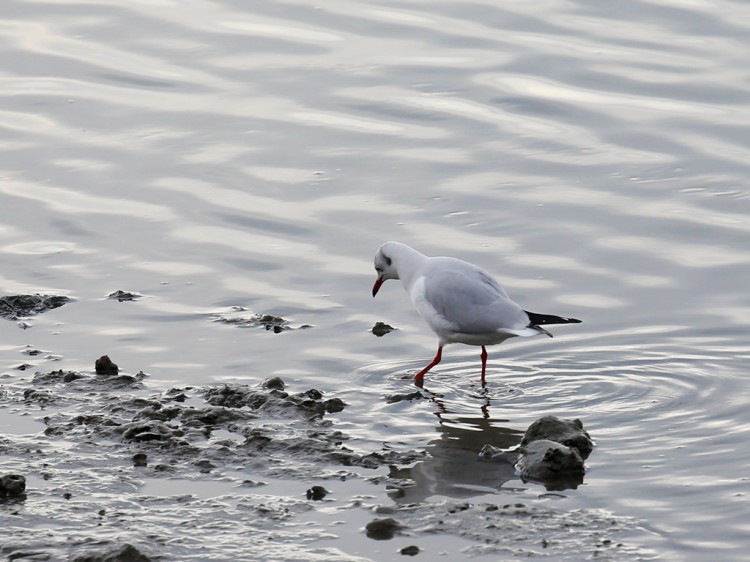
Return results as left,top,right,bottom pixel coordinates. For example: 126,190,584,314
1,0,750,560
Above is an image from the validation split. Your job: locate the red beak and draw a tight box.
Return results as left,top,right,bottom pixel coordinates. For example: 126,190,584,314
372,277,384,297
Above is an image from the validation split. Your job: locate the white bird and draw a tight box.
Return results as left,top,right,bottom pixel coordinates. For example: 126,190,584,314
372,241,581,386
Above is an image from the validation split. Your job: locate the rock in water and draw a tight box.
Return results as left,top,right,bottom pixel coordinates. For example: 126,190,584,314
365,517,404,540
371,321,395,337
514,415,594,491
95,355,119,375
0,474,26,497
306,485,328,500
0,294,71,320
516,439,585,490
107,290,141,302
520,415,594,459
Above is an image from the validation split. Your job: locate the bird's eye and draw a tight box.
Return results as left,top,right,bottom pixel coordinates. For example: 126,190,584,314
385,256,392,266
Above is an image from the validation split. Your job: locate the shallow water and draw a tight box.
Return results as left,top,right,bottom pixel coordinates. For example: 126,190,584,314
2,0,750,560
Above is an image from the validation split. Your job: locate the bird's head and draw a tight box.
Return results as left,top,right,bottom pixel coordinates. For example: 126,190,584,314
372,242,400,297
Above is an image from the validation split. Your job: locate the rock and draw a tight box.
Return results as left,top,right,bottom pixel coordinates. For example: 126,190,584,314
478,416,594,491
401,545,420,556
95,356,119,375
520,416,593,459
371,321,395,337
515,439,585,490
261,377,286,391
70,543,152,562
107,290,141,302
324,398,346,414
194,459,216,473
300,389,322,401
514,416,593,491
132,453,148,467
0,474,26,497
306,485,328,500
365,517,404,540
0,294,71,320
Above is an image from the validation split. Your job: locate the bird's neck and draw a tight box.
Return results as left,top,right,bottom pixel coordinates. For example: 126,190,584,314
393,244,428,289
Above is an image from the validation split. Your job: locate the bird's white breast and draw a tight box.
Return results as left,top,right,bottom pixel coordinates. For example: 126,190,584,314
409,276,459,340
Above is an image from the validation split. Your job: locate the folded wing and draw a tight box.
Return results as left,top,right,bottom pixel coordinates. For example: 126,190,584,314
421,259,529,335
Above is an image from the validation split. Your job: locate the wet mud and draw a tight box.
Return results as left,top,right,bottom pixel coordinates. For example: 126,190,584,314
211,307,312,333
0,294,72,322
0,355,652,561
370,322,396,337
107,290,142,302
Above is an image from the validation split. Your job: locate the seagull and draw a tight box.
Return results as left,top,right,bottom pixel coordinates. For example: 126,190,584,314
372,241,581,386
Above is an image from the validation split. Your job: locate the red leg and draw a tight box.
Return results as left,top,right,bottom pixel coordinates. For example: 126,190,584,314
480,346,488,386
414,345,443,386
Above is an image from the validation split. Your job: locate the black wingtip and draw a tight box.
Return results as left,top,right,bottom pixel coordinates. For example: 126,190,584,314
524,311,582,325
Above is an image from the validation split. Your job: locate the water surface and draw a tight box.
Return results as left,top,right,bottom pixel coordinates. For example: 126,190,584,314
2,0,750,560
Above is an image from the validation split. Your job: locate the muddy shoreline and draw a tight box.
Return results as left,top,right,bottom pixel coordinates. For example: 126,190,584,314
0,349,652,561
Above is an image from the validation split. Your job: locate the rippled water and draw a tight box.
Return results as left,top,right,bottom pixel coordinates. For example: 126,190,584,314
2,0,750,560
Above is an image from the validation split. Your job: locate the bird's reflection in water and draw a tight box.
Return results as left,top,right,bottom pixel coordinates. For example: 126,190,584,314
387,390,524,503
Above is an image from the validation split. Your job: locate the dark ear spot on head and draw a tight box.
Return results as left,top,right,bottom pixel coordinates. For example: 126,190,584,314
385,256,392,266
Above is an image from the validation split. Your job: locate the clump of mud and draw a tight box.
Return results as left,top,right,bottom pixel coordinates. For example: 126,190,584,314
0,294,71,321
32,367,146,391
371,321,395,337
107,290,142,302
211,306,312,332
0,474,26,498
33,373,372,475
94,355,120,375
365,517,404,540
205,382,346,420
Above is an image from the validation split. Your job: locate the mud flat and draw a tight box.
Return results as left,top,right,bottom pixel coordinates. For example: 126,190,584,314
0,356,653,561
